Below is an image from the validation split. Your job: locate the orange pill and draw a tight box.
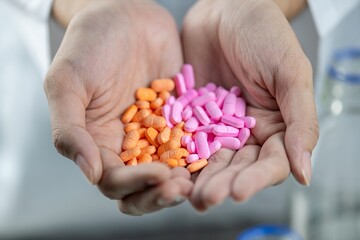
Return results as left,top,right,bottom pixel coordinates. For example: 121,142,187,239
159,91,171,101
126,158,138,166
136,88,157,101
157,127,171,145
137,139,150,149
124,122,141,133
150,79,175,92
132,109,151,122
136,100,150,109
121,105,138,124
175,121,185,130
138,128,147,138
139,145,157,157
151,154,159,161
187,159,208,173
153,107,163,116
145,127,159,147
143,114,166,131
150,98,164,110
158,139,181,155
138,153,152,164
160,149,183,162
170,127,184,140
167,159,178,168
120,146,141,162
178,158,187,167
183,132,193,138
122,130,140,150
180,148,189,158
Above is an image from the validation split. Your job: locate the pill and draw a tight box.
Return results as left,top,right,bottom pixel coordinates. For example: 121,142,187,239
159,91,171,101
122,130,140,150
175,121,185,130
181,64,195,89
193,106,211,126
121,105,138,124
151,154,159,161
162,104,174,128
170,128,184,140
214,137,241,150
166,96,176,105
138,153,152,164
174,73,187,96
222,93,236,116
241,116,256,128
221,115,245,128
153,107,162,116
181,108,193,121
158,139,181,155
160,149,184,162
196,124,216,133
157,127,171,145
167,159,179,168
209,140,221,155
187,141,196,153
235,97,246,118
198,87,209,95
191,92,216,107
213,125,239,137
215,87,228,108
139,145,157,157
229,86,241,96
126,158,138,166
177,89,199,106
150,98,164,110
205,82,217,92
180,148,190,158
186,154,200,164
135,100,150,109
195,132,211,159
205,101,223,121
187,159,208,173
143,114,166,131
137,139,150,149
170,101,183,124
145,127,159,147
238,128,250,148
138,128,147,138
136,88,157,101
132,109,151,122
184,117,199,133
178,158,187,167
124,122,141,133
120,146,141,162
150,79,175,92
181,135,192,147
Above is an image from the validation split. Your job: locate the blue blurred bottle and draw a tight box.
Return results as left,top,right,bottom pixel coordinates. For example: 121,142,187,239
237,225,302,240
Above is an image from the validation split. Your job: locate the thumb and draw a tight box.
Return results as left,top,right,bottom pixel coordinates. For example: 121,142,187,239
276,56,319,186
44,71,102,185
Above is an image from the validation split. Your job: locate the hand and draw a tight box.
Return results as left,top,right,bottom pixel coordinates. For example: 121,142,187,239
182,0,319,211
45,0,192,215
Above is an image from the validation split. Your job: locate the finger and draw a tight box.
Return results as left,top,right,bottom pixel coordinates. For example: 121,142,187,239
44,71,102,185
190,149,235,212
276,55,319,186
119,177,193,216
98,162,171,200
200,145,260,209
171,167,191,180
231,132,290,202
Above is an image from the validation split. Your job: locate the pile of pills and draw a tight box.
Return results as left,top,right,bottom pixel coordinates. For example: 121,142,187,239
120,64,255,173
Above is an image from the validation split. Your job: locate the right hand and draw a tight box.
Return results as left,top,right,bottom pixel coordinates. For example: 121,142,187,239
44,0,192,215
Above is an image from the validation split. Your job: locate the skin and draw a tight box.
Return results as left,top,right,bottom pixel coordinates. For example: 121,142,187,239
182,0,318,211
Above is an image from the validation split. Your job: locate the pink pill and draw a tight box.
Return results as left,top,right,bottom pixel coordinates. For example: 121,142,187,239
198,87,209,95
214,137,241,150
177,96,189,107
235,97,246,118
166,96,175,105
209,140,222,155
184,117,199,132
179,89,199,105
186,154,200,164
162,104,173,128
181,64,195,89
187,141,196,153
181,135,192,147
191,92,216,107
222,93,236,116
241,116,256,128
230,86,241,96
174,73,187,96
195,132,211,159
221,115,245,128
215,87,228,108
193,106,211,126
170,101,183,124
182,108,193,121
196,124,216,133
205,82,217,92
205,101,223,121
213,125,239,137
238,128,250,148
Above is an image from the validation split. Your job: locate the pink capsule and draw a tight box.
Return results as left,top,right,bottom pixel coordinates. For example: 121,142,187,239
196,124,217,133
230,86,241,96
177,95,189,107
215,87,228,108
185,117,199,133
181,135,192,147
181,64,195,89
213,125,239,137
170,101,183,124
186,154,200,164
221,115,245,129
178,89,199,106
241,116,256,128
166,96,175,105
205,82,217,92
235,97,246,118
187,141,196,153
191,92,216,107
174,73,187,96
205,101,223,121
198,87,209,95
209,140,222,155
195,132,211,159
238,128,250,148
214,137,241,150
182,108,193,121
162,104,173,128
222,93,236,116
193,106,211,126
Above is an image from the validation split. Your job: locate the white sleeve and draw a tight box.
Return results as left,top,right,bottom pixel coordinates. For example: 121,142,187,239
308,0,360,38
7,0,53,21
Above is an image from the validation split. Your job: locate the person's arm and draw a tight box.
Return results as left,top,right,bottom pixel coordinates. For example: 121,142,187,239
273,0,307,20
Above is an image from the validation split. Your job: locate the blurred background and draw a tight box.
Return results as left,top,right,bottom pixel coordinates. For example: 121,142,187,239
2,0,343,239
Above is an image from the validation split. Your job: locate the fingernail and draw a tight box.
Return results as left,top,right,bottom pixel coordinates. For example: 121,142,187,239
75,154,95,185
157,195,186,207
301,151,312,186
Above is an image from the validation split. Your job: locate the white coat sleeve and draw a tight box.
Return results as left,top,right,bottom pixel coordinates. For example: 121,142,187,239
7,0,53,21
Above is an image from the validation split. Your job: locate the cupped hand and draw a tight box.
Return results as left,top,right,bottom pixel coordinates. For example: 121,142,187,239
44,0,192,215
182,0,319,211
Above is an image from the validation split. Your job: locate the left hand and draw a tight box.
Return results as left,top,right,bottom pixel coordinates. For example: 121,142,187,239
182,0,319,211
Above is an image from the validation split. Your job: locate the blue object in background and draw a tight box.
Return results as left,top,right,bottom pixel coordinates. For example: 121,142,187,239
237,225,303,240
